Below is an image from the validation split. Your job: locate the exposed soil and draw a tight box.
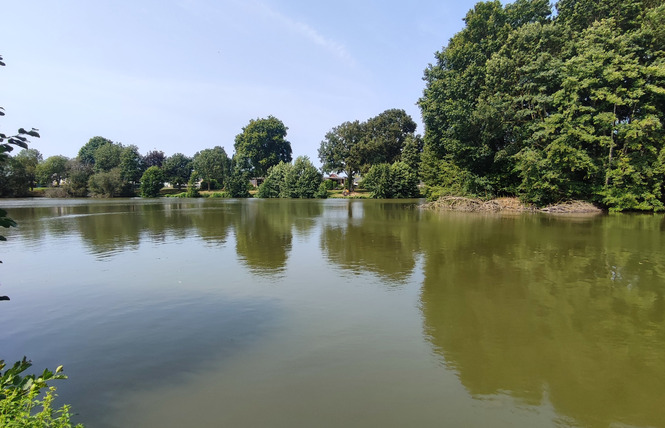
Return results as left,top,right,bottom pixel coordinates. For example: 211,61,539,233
422,196,603,214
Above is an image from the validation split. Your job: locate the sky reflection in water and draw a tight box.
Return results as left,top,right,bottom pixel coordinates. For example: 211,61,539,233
1,199,663,427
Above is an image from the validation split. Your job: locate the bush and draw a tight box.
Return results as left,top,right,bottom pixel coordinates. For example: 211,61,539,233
257,157,323,198
315,182,329,199
226,168,251,198
88,168,124,198
202,192,231,198
140,166,165,198
186,172,200,198
363,161,419,199
0,357,83,428
199,179,221,191
323,179,336,191
43,187,70,198
165,192,188,198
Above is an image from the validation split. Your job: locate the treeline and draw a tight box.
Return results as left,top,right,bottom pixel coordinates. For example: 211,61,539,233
0,116,293,198
419,0,665,211
1,108,423,199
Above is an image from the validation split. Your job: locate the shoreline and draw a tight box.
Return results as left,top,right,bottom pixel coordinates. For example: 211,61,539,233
422,196,604,214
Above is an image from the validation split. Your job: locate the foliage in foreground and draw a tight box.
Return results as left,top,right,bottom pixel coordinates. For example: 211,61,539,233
0,358,83,427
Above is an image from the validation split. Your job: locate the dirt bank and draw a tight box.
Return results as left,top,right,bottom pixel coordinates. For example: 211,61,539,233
422,196,603,214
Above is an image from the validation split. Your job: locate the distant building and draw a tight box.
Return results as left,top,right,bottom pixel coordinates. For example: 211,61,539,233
324,173,345,187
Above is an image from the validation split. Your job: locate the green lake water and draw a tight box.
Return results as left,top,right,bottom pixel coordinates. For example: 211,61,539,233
1,198,663,427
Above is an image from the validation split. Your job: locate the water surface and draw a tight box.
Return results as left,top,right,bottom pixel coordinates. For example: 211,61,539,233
1,199,663,427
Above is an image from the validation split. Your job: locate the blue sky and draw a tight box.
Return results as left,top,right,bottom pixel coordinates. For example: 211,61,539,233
2,0,504,165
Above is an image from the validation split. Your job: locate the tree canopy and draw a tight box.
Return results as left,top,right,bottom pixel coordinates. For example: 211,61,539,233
140,166,165,197
234,116,292,178
319,109,418,191
192,146,229,191
318,120,364,191
78,136,112,166
163,153,192,190
419,0,665,210
257,156,323,199
36,155,68,187
143,150,165,168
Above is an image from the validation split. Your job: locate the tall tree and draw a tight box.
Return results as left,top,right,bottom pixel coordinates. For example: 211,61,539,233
318,120,364,192
419,0,553,195
0,157,29,197
143,150,165,168
361,109,417,169
36,155,69,187
140,166,165,197
87,168,124,198
64,159,92,197
418,0,665,210
400,134,424,177
234,116,292,178
555,0,645,33
119,145,144,185
93,142,123,173
14,148,42,190
192,146,229,191
163,153,192,190
78,136,112,166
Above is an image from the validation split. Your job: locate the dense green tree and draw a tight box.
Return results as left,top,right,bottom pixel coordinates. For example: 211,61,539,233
288,156,323,199
119,145,144,185
140,166,165,197
419,0,554,196
319,111,419,191
257,161,291,198
362,163,392,198
390,161,420,198
192,146,229,191
419,0,665,210
36,155,68,187
0,157,29,197
14,148,42,190
93,142,123,173
400,134,423,177
555,0,645,33
515,18,665,208
63,159,93,197
225,162,251,198
363,161,420,199
143,150,165,168
186,171,200,198
78,136,112,166
163,153,192,190
361,109,417,169
318,120,364,192
257,156,323,199
88,168,124,198
234,116,292,178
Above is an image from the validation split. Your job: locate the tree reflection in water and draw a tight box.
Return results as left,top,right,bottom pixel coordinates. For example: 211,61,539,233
419,213,665,428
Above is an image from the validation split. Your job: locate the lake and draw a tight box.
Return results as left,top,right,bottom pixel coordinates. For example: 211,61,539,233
1,198,664,427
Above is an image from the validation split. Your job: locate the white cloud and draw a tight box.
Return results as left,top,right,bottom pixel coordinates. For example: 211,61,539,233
248,1,355,66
